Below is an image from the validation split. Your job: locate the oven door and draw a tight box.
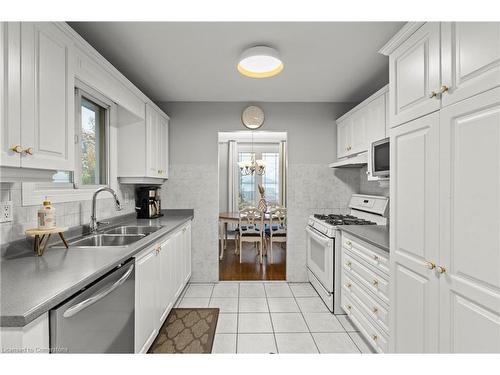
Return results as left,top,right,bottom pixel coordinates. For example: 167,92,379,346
306,226,334,292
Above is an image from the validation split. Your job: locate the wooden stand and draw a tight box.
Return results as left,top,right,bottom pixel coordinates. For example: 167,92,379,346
25,227,69,256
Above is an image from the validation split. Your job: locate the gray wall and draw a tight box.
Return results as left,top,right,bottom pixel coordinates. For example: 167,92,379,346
157,101,361,282
359,166,390,197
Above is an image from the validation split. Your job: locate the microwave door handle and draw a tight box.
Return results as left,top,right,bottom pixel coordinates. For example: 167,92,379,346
306,227,331,246
63,264,134,319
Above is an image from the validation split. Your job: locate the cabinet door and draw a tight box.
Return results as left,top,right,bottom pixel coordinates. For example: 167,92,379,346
172,230,184,299
337,118,351,159
441,22,500,107
145,104,159,178
183,223,192,282
20,22,75,171
389,112,440,352
158,115,169,178
365,94,387,143
350,109,367,155
0,22,21,167
389,22,441,127
438,87,500,353
135,248,159,353
158,239,174,323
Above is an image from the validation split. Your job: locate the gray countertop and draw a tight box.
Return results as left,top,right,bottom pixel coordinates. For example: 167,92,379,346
0,209,193,327
339,225,390,253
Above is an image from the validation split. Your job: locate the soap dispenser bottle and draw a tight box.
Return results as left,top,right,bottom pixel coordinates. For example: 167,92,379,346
38,197,56,229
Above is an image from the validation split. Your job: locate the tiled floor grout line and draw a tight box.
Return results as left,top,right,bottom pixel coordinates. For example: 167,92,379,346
264,283,279,354
291,290,321,353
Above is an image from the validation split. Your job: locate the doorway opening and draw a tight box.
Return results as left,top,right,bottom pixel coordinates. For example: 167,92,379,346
218,131,287,281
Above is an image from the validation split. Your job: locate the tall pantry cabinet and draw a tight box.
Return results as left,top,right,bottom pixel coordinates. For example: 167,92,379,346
381,22,500,353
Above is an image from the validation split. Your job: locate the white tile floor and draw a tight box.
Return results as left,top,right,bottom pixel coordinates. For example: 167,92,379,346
175,281,376,354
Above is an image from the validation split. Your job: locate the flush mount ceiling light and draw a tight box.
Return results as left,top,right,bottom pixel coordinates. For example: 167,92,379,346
237,46,284,78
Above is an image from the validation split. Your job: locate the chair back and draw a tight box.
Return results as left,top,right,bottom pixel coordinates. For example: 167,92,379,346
238,207,263,235
269,206,287,232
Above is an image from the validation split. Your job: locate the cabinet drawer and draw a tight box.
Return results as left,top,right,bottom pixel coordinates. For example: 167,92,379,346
343,252,389,304
342,273,389,333
343,235,389,275
341,294,388,353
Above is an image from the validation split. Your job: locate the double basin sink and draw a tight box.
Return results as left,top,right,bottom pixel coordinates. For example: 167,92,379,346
54,225,163,248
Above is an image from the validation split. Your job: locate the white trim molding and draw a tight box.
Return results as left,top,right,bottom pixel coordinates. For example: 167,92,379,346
378,22,425,56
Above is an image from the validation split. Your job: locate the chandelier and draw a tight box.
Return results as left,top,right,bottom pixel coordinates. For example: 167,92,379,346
238,153,266,176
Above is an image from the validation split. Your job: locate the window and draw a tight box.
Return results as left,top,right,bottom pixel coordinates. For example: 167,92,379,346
78,94,108,187
237,148,281,207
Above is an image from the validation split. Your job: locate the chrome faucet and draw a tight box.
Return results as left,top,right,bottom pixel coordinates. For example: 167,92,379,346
90,187,122,233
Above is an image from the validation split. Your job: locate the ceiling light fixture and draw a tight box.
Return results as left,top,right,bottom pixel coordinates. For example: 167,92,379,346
237,46,284,78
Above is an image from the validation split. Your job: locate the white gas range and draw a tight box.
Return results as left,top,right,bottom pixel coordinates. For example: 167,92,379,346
306,194,389,314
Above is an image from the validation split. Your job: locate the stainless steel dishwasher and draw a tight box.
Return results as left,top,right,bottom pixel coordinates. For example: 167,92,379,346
49,260,135,353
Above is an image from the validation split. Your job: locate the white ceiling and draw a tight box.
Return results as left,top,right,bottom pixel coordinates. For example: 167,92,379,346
69,22,404,103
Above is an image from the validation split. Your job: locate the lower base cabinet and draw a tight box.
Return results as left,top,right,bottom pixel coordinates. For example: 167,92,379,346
134,221,192,353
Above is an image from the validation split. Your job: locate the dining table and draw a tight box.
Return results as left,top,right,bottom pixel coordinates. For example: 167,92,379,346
218,211,273,260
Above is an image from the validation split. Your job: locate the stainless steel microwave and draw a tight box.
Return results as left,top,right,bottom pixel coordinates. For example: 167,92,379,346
371,137,390,177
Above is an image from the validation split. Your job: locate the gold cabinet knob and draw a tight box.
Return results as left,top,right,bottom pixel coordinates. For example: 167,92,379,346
346,261,352,267
372,307,378,314
346,283,352,288
347,305,352,310
437,265,447,274
23,147,34,155
440,85,449,94
372,279,379,286
373,254,379,261
425,261,436,270
346,240,352,247
10,145,23,153
372,334,378,341
429,91,438,98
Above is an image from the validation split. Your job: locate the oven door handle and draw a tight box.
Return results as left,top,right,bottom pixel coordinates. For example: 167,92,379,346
63,264,134,318
306,226,331,246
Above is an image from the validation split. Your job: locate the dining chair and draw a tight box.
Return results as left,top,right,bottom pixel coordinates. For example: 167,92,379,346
265,206,287,264
237,207,264,264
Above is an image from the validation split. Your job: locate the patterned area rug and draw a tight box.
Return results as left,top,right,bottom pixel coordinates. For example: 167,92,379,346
148,308,219,354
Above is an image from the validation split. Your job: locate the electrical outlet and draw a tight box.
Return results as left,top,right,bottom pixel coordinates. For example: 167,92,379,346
0,201,13,223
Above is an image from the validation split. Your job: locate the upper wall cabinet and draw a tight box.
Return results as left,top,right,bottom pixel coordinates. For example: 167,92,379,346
335,85,388,160
1,22,75,176
441,22,500,107
381,22,500,128
388,22,441,127
117,103,169,184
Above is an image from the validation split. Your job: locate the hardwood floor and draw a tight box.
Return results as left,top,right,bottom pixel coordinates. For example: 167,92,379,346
219,239,286,281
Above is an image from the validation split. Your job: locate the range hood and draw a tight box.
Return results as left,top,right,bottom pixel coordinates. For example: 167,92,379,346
329,152,367,168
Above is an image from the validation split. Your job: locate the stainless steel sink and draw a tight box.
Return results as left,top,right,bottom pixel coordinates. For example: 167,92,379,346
67,234,146,247
103,225,163,235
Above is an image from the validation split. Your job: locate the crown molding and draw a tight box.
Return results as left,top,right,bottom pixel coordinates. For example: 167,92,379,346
378,22,426,56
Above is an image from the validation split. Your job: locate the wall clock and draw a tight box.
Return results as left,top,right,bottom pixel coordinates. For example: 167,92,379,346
241,106,265,130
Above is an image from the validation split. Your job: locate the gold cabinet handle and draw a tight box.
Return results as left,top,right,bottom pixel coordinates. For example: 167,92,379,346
372,279,379,286
372,334,378,341
23,147,34,155
346,305,352,310
346,261,352,267
345,283,352,288
425,261,436,270
10,145,23,153
372,307,378,314
437,265,447,274
373,254,379,261
439,85,449,94
429,91,438,98
346,240,352,247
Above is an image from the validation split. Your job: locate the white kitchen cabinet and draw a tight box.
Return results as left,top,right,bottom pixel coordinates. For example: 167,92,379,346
438,87,500,353
134,246,160,353
20,22,75,171
335,86,388,160
388,22,441,127
389,112,440,353
0,22,21,168
1,22,74,175
118,102,169,184
441,22,500,107
134,221,192,353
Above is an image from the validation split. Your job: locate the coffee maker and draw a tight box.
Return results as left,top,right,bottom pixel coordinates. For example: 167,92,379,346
135,186,162,219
